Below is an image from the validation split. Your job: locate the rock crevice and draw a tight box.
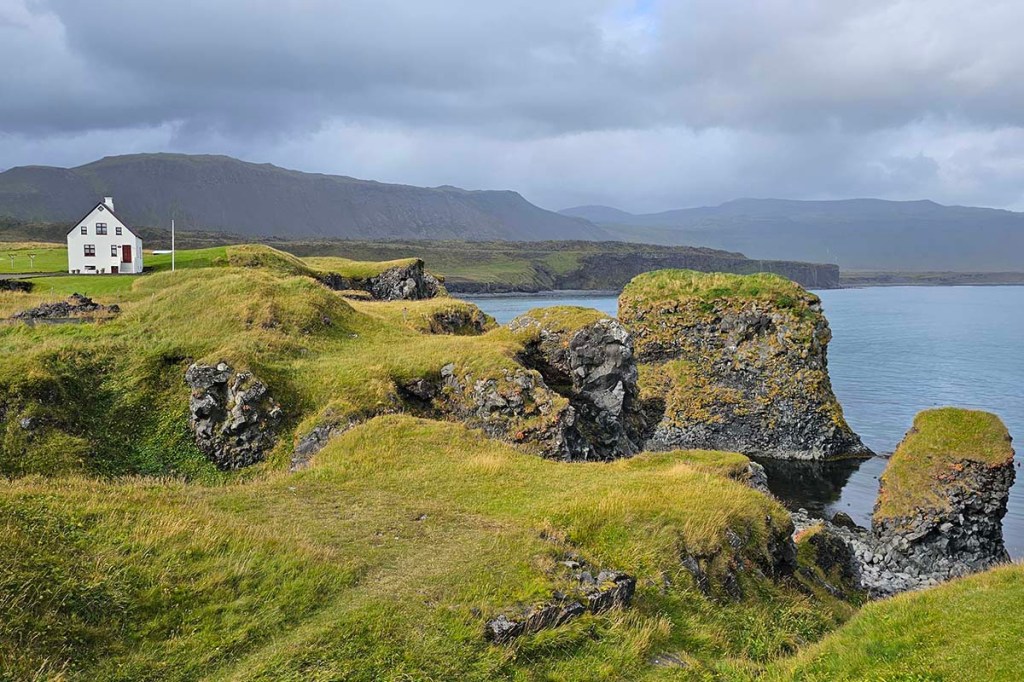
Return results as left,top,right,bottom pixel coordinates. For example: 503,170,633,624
510,312,642,460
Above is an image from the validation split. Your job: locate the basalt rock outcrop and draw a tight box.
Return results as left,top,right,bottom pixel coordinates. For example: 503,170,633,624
868,408,1015,593
319,259,442,301
13,293,120,320
791,511,864,597
791,408,1016,596
681,518,798,601
185,361,283,470
435,363,583,460
509,308,641,460
485,557,637,644
424,305,492,335
619,270,870,460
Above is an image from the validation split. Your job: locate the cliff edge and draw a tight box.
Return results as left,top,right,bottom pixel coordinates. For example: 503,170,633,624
619,269,870,460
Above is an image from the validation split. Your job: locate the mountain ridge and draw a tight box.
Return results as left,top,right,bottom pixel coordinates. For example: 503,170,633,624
0,153,606,242
560,198,1024,271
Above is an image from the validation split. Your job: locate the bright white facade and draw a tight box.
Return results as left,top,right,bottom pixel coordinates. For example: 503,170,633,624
67,197,144,275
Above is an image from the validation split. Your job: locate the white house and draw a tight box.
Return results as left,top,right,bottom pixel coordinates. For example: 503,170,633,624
67,197,144,275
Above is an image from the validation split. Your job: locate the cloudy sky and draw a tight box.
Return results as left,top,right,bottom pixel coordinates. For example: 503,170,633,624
3,0,1024,211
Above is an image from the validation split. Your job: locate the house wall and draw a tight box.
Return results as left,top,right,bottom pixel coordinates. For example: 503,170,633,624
67,204,144,274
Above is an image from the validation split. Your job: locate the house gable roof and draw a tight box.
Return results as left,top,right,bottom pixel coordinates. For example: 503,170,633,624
67,201,138,239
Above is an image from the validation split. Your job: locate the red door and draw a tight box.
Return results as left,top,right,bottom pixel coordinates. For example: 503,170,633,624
122,245,132,263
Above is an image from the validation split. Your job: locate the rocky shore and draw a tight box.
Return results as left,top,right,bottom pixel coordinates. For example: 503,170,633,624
792,408,1015,596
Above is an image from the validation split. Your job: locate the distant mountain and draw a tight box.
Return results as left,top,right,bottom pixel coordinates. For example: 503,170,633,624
561,198,1024,271
0,154,605,241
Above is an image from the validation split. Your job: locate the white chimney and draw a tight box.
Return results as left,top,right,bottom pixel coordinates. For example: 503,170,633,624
103,196,114,211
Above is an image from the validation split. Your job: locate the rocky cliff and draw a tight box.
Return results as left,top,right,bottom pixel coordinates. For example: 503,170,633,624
318,258,443,301
509,307,642,460
791,408,1015,596
550,250,840,291
619,270,869,460
869,408,1016,591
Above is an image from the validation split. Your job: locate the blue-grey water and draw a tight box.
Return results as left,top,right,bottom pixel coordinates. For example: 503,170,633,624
466,287,1024,557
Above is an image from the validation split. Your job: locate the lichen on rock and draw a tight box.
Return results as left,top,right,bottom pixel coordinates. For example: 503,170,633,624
435,362,581,459
619,269,870,460
185,361,282,470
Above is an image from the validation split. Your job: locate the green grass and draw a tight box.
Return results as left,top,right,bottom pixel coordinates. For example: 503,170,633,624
0,243,67,273
875,408,1014,521
146,246,229,272
21,273,141,297
621,269,813,307
304,255,420,279
758,563,1024,681
510,305,613,333
0,415,855,681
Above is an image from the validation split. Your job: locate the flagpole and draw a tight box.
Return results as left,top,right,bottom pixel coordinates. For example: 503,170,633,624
171,218,175,272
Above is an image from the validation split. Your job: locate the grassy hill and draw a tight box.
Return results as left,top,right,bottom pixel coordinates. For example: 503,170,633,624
0,247,1020,679
0,154,603,241
762,563,1024,681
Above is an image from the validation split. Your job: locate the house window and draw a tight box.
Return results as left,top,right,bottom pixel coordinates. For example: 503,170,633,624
115,226,122,235
80,225,87,235
85,265,96,271
96,223,107,235
84,244,96,257
111,245,119,257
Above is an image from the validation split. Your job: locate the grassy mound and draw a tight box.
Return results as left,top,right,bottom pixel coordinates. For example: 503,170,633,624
353,297,495,335
0,259,511,478
225,244,319,277
510,305,613,334
0,415,856,681
875,408,1014,521
304,255,421,279
620,269,812,309
761,563,1024,681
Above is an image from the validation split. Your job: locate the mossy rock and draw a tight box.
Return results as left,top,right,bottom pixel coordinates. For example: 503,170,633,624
620,269,869,460
875,407,1014,522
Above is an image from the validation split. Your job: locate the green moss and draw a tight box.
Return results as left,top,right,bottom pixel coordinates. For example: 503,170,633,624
621,269,814,307
875,408,1014,522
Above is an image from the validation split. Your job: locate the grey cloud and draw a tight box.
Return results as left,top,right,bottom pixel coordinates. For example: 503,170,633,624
3,0,1024,211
